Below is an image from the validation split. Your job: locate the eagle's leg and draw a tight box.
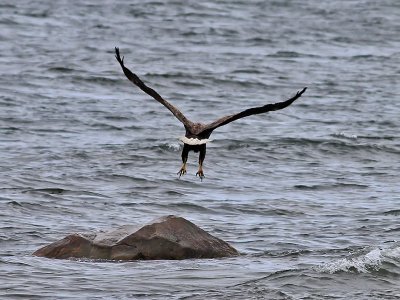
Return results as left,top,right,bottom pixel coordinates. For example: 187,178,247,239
196,144,206,180
178,144,189,178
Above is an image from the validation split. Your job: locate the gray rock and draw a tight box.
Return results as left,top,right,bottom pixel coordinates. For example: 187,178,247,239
33,215,238,260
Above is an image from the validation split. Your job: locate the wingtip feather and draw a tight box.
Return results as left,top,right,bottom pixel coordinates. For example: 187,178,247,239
114,47,124,65
298,87,307,96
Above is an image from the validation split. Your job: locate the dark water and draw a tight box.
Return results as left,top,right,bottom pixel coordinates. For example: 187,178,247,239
1,0,400,299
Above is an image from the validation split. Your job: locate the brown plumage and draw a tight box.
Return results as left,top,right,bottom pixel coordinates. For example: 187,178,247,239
115,47,307,180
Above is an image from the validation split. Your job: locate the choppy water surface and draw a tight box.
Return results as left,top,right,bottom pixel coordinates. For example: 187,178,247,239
1,0,400,299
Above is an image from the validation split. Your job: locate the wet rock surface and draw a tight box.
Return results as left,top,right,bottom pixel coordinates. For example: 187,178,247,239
33,215,238,260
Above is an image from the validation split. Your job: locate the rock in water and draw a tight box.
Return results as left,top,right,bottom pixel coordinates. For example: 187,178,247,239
33,215,238,260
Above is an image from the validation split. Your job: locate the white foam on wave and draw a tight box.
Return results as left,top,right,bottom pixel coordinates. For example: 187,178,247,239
317,248,381,273
164,142,181,151
385,245,400,260
333,131,358,140
316,244,400,274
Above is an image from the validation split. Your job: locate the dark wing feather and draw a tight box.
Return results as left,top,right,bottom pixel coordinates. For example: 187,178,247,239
202,87,307,133
115,47,192,127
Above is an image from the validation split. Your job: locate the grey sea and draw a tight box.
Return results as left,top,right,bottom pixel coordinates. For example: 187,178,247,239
1,1,399,299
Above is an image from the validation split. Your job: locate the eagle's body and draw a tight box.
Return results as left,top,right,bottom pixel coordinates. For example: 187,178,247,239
115,47,307,180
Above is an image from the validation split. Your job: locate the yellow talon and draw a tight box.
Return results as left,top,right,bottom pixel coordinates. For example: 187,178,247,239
196,168,205,181
177,163,187,178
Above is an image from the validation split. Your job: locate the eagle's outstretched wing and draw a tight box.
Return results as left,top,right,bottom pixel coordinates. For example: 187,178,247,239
202,87,307,134
115,47,193,128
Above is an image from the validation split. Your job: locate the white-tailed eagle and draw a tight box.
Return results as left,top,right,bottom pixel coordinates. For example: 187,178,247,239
115,47,307,180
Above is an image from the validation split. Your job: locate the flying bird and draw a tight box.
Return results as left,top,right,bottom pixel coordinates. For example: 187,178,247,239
115,47,307,180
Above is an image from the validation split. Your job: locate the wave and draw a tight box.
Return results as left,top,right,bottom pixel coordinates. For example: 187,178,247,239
158,142,181,152
383,209,400,216
47,66,77,73
216,136,400,156
67,75,119,86
294,182,368,191
332,132,358,140
316,243,400,275
269,51,301,58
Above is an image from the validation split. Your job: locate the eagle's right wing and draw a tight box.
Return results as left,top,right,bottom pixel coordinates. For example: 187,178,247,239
115,47,193,128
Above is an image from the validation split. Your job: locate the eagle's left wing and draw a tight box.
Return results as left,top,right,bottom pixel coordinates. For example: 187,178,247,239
201,87,307,134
